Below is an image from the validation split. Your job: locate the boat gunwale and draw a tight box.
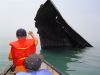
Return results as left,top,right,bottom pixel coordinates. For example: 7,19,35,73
1,60,64,75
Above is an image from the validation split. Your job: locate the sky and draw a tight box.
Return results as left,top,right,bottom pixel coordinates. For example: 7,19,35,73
0,0,100,47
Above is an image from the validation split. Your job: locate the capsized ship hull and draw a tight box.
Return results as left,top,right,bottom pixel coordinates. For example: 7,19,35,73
34,0,92,49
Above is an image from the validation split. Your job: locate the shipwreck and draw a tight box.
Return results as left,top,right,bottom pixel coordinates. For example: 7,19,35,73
34,0,92,49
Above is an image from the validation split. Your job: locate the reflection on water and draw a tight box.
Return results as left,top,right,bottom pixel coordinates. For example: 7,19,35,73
40,47,100,75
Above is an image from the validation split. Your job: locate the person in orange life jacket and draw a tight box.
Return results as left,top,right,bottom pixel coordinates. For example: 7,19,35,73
8,28,38,72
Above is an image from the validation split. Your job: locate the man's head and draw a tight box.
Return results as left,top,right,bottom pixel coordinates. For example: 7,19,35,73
24,54,43,71
16,28,27,38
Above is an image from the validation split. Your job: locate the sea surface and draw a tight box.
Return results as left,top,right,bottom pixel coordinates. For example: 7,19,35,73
0,37,100,75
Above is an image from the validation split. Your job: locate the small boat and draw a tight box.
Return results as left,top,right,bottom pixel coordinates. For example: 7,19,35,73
1,60,64,75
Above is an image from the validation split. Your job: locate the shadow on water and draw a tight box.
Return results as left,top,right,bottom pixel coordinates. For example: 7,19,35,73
40,48,87,75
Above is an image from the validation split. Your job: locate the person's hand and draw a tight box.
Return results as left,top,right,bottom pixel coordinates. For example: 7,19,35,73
28,31,34,36
28,31,38,45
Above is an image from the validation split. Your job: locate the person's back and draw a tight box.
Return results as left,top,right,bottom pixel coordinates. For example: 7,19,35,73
16,69,52,75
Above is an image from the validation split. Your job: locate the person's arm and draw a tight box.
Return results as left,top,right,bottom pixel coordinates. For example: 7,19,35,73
8,51,13,61
28,31,38,46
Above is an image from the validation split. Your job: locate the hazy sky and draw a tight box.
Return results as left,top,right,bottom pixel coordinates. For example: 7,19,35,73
0,0,100,44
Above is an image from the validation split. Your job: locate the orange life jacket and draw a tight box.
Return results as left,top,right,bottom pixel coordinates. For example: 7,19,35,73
9,38,36,66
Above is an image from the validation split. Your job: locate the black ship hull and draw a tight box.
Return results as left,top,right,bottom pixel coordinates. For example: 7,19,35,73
34,0,92,49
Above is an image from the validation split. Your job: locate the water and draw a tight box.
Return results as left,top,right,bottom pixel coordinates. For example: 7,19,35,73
40,45,100,75
0,38,100,75
0,37,14,73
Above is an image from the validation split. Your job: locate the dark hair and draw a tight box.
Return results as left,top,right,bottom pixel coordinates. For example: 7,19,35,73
24,54,42,71
16,28,27,37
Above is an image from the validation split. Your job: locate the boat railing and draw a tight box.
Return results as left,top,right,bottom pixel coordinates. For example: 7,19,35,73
43,60,64,75
1,62,15,75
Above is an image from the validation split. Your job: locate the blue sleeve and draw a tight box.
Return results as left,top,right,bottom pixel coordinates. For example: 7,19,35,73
38,70,52,75
16,70,52,75
16,72,31,75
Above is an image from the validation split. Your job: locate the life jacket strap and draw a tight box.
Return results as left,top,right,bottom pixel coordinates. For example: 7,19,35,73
18,57,26,60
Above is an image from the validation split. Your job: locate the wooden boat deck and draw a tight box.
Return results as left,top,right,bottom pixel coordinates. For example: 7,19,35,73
40,62,60,75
